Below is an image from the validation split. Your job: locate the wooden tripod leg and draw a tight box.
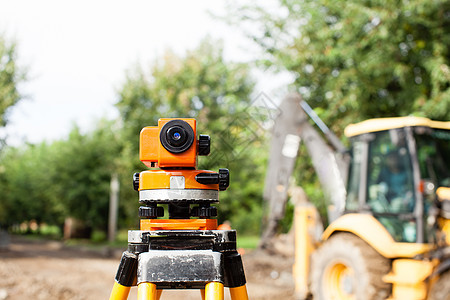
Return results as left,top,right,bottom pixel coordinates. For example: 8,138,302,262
230,285,249,300
205,282,224,300
137,282,159,300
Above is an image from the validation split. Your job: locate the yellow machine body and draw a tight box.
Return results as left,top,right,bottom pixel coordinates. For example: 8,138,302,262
291,117,450,300
383,259,436,300
437,187,450,245
439,218,450,245
322,214,433,258
293,210,446,300
292,203,321,299
323,214,437,300
344,116,450,138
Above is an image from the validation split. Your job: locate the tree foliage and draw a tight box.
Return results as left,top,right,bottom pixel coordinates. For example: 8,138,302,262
0,121,121,232
50,121,121,230
0,143,62,227
229,0,450,135
0,35,25,127
0,34,27,229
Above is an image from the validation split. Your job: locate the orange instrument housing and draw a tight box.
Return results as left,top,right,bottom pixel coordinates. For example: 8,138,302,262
140,219,218,231
140,118,197,168
139,169,219,191
136,118,228,224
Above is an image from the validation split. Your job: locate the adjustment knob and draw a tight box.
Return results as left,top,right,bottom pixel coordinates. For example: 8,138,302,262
133,173,140,191
139,205,164,218
191,205,217,218
198,134,211,156
218,168,230,191
195,168,230,191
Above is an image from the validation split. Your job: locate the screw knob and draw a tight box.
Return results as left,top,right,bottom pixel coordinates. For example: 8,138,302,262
195,168,230,191
133,173,140,191
198,134,211,156
191,205,217,218
218,168,230,191
139,205,164,218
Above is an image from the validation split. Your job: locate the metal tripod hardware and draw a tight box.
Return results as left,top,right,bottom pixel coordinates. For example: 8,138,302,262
111,230,248,299
132,230,245,289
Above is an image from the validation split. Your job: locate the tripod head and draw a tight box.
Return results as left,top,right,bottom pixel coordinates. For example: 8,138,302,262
134,118,229,220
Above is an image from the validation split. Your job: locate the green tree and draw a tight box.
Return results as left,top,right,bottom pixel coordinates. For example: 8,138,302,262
0,142,63,228
0,35,25,128
0,120,121,234
51,120,122,232
116,38,264,233
228,0,450,134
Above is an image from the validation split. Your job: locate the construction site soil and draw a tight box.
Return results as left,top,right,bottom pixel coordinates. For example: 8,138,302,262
0,236,295,300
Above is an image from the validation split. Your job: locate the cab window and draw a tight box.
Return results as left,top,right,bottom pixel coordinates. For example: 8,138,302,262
367,129,416,242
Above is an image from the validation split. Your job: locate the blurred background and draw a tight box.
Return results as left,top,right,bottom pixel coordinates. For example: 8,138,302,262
0,0,449,299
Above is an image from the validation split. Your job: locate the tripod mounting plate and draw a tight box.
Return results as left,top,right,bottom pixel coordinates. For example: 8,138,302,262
128,229,236,247
138,250,223,289
126,229,246,289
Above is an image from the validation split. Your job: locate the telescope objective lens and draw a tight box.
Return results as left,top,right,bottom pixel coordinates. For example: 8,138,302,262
160,120,195,154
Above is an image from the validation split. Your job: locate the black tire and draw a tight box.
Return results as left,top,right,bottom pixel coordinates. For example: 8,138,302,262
428,270,450,300
310,233,391,300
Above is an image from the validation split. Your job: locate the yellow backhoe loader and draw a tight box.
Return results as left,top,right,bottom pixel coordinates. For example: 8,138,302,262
260,94,450,300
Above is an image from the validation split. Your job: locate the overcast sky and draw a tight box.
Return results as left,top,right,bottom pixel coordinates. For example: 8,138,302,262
0,0,290,146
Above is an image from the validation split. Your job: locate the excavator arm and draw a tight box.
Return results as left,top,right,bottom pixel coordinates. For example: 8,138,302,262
260,93,348,248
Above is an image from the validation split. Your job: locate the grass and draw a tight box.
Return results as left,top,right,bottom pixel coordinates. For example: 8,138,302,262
65,229,129,249
236,235,260,250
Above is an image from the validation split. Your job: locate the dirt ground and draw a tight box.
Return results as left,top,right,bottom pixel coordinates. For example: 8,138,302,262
0,236,296,300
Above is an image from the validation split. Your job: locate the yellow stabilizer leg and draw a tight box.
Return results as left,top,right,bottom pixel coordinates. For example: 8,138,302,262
109,282,131,300
230,285,249,300
137,282,160,300
205,282,224,300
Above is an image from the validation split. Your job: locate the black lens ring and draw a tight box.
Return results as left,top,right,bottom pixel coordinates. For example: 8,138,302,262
160,120,195,153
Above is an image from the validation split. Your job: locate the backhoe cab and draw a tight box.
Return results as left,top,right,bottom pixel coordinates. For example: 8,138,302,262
345,117,450,244
313,117,450,300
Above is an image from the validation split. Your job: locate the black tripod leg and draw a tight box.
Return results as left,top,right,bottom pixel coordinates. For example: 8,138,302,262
109,251,138,300
223,251,248,299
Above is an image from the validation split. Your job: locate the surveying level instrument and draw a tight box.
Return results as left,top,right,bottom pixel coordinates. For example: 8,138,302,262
109,118,249,300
